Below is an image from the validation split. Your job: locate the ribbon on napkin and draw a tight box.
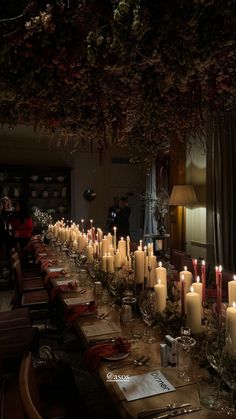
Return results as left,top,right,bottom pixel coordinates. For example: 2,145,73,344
65,301,97,324
84,337,131,372
50,282,78,301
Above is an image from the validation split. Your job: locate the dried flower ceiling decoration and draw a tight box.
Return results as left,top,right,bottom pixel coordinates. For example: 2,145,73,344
0,0,235,165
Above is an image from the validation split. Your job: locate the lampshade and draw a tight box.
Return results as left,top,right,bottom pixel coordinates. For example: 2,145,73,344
169,185,198,207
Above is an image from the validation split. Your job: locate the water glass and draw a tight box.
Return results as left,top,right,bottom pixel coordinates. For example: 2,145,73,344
176,335,196,381
197,374,221,410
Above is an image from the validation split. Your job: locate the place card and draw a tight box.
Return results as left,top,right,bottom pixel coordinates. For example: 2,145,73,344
81,321,121,338
117,371,175,401
64,294,92,305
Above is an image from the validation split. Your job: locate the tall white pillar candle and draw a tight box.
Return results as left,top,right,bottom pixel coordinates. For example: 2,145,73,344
115,250,121,269
228,276,236,307
106,253,114,273
101,237,109,256
226,302,236,353
134,247,144,284
186,287,202,334
148,254,157,287
154,280,166,313
192,276,203,303
102,254,107,272
179,266,192,293
155,262,167,298
118,237,126,264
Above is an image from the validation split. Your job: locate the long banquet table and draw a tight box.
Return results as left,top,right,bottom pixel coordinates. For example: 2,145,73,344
48,274,226,419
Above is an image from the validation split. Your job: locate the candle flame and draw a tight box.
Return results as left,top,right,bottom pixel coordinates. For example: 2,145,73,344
194,259,197,264
234,275,236,281
233,302,236,308
190,286,194,292
202,260,205,266
184,266,187,271
113,226,117,231
159,261,162,267
196,276,200,283
219,265,222,272
158,279,161,285
181,274,185,281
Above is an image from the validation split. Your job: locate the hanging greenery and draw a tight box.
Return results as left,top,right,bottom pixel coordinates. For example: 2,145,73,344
0,0,235,165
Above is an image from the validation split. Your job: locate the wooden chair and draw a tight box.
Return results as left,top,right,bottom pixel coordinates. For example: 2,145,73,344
0,307,31,330
11,248,42,280
19,352,79,419
19,352,43,419
12,259,50,312
12,257,45,293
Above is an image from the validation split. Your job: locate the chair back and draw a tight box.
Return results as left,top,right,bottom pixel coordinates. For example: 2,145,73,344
12,258,23,297
19,352,43,419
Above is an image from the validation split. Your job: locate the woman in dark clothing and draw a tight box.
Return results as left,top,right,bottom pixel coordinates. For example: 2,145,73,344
116,197,131,238
10,200,33,250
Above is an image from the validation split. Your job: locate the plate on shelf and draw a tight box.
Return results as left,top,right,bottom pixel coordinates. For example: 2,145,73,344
103,352,130,361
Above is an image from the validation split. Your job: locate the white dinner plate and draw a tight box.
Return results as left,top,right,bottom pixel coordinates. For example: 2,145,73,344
103,352,130,361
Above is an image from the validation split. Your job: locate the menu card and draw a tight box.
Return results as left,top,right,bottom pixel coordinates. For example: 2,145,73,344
117,371,175,401
55,280,73,286
82,321,121,337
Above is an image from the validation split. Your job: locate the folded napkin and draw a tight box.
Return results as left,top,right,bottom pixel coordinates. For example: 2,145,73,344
65,301,97,324
50,282,78,300
84,337,131,372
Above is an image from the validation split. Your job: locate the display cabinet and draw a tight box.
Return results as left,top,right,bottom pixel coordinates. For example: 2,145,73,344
0,166,71,222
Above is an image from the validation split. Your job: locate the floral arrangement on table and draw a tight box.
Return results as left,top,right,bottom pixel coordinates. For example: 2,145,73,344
155,297,227,367
0,1,236,166
86,258,134,304
33,208,55,228
141,188,169,233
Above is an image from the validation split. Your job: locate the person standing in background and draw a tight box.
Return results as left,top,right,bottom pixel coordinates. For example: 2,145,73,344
106,196,121,233
11,199,33,251
116,197,130,238
1,196,14,256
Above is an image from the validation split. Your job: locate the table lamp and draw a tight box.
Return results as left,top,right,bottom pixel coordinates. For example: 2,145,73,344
169,185,198,251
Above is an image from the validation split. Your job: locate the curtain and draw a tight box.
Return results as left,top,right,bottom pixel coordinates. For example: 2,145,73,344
207,113,236,270
143,163,157,242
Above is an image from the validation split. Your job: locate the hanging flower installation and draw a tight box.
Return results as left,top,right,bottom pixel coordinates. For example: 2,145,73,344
0,0,235,165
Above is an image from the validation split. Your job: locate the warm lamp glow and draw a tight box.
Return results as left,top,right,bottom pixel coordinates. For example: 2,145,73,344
169,185,198,207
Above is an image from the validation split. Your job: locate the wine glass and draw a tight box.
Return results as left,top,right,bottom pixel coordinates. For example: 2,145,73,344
205,331,226,410
219,336,236,416
139,289,157,343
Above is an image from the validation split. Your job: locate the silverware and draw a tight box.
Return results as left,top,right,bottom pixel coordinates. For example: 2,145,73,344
78,288,87,294
137,403,191,419
108,355,148,371
154,406,202,419
97,312,111,320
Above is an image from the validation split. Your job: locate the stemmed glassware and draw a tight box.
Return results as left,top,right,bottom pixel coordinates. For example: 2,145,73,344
204,332,225,409
139,289,157,343
219,336,236,416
